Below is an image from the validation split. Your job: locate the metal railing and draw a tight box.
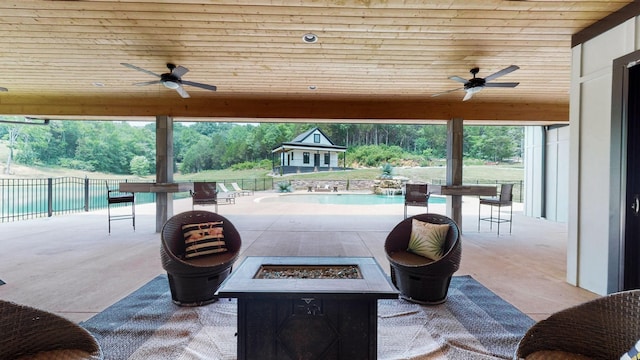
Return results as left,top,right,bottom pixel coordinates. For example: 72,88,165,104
0,177,275,223
0,177,518,223
429,179,524,203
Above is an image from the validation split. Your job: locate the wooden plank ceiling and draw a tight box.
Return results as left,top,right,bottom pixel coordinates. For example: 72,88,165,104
0,0,634,125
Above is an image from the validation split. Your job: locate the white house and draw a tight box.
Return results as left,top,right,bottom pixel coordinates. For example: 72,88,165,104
272,127,347,174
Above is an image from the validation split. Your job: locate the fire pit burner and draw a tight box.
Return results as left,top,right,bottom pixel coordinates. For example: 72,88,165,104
254,264,362,279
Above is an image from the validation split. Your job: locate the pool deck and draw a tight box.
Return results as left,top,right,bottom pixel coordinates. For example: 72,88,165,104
0,190,598,323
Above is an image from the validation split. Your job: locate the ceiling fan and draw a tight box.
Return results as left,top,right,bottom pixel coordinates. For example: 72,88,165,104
432,65,520,101
120,63,217,98
0,86,7,92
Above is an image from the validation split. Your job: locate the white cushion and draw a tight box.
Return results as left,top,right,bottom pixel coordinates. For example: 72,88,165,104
406,219,449,261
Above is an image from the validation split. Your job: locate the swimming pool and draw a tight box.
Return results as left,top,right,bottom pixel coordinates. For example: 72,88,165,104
258,193,446,206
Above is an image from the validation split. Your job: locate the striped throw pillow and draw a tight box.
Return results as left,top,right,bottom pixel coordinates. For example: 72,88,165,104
182,221,227,259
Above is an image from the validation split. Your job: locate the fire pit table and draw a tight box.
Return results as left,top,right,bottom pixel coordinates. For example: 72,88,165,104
216,256,398,360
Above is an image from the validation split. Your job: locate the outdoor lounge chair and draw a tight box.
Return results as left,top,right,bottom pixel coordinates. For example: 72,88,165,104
160,210,241,306
515,289,640,360
217,183,237,204
0,300,103,359
231,182,253,196
190,181,218,212
404,183,430,219
384,213,461,304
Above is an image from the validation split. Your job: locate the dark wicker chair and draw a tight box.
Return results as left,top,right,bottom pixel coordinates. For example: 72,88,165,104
404,183,430,219
0,300,102,359
160,210,242,306
384,213,461,304
515,289,640,360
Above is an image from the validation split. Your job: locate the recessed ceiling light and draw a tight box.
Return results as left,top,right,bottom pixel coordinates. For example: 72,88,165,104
92,82,105,87
308,85,317,90
302,33,318,43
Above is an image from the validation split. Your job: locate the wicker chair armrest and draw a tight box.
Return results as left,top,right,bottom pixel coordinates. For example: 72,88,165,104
0,301,102,359
516,290,640,360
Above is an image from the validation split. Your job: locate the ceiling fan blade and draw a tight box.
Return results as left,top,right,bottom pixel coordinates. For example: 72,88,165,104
484,65,519,82
175,86,191,98
448,76,468,84
431,87,464,97
121,63,161,78
462,91,474,101
0,87,7,92
484,82,519,88
134,80,162,86
182,80,217,91
171,65,189,78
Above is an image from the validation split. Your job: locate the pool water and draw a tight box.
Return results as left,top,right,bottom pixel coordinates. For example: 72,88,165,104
260,193,445,206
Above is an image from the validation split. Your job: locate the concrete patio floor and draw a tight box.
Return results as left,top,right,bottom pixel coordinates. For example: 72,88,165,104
0,190,598,324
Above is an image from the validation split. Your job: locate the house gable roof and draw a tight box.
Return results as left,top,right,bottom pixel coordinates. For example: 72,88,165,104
272,127,346,153
291,127,335,145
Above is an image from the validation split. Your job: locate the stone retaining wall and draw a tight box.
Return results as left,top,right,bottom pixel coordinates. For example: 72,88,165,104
284,179,406,193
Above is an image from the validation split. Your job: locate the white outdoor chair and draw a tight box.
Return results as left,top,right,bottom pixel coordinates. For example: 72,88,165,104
217,183,236,204
231,182,253,196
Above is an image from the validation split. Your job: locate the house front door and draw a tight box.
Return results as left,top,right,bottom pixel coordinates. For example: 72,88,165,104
314,153,320,167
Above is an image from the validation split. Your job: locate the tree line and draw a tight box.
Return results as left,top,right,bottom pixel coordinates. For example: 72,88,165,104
0,117,523,176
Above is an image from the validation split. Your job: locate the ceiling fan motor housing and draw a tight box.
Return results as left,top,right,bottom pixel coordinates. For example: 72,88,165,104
465,77,486,89
160,73,181,89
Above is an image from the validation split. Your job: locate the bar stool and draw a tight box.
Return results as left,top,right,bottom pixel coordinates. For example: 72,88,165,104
106,181,135,233
478,183,513,235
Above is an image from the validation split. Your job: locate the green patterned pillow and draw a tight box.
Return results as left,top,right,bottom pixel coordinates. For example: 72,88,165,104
407,219,450,261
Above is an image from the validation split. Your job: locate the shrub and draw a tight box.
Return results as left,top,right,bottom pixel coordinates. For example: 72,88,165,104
231,159,273,171
58,158,95,171
130,156,151,176
276,181,292,193
379,163,393,179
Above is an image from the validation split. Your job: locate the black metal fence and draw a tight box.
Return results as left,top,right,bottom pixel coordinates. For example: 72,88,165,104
0,177,275,223
0,177,519,223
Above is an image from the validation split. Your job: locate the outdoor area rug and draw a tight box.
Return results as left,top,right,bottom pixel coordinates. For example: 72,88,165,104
81,275,534,360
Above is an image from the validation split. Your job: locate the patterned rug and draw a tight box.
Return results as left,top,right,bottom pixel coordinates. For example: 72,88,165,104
81,275,534,360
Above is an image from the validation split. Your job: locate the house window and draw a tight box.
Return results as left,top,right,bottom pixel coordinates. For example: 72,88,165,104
314,134,320,143
303,152,310,164
324,153,330,165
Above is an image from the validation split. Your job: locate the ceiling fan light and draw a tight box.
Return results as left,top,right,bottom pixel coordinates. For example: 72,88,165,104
467,87,483,94
162,80,180,89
